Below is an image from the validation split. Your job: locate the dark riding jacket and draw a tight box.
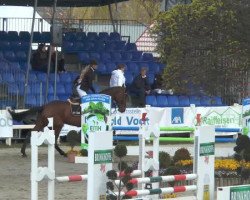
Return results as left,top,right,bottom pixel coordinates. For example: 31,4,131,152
80,67,96,93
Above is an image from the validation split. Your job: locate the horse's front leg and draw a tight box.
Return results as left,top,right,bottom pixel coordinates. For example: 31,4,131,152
21,130,31,157
54,125,67,157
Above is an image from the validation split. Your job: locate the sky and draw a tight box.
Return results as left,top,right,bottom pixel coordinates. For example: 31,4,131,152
0,6,41,18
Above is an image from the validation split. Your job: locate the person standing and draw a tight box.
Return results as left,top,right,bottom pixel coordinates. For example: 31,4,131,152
109,64,126,87
130,67,151,107
77,60,98,97
31,43,48,72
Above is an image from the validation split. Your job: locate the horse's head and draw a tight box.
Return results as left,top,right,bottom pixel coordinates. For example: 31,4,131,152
101,87,127,113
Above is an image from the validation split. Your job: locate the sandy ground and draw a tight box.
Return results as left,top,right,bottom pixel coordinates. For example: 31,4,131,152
0,146,88,200
0,143,234,200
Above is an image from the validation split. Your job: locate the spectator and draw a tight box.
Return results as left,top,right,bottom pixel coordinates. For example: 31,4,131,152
50,45,66,73
152,73,173,95
110,64,126,87
77,60,98,97
130,67,151,107
31,43,48,72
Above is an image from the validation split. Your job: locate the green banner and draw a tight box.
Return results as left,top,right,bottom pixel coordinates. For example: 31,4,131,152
200,142,215,156
94,150,113,164
230,186,250,200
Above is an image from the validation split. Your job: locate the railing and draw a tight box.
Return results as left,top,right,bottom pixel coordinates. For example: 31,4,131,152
0,18,147,43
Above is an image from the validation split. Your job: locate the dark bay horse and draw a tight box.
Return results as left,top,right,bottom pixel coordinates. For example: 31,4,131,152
8,87,127,157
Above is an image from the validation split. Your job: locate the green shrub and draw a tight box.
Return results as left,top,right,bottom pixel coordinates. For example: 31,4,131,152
173,148,191,163
159,151,171,169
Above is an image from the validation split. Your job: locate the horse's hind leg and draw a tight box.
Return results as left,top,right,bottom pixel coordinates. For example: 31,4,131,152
54,125,67,157
21,130,31,157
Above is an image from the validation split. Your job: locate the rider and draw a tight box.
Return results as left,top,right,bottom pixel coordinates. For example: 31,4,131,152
76,60,98,97
109,64,126,87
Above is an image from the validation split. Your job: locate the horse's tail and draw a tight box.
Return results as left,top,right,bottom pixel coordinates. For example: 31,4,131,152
8,106,43,122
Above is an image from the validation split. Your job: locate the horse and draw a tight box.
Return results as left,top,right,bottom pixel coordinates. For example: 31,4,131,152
8,86,127,157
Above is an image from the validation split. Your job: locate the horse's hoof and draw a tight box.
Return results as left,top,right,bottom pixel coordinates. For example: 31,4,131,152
22,154,27,158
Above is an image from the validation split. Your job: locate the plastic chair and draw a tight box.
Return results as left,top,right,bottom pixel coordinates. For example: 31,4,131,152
189,96,201,106
7,31,19,41
178,95,190,107
156,95,168,107
146,95,157,107
167,95,179,107
19,31,31,41
142,53,154,61
109,32,121,41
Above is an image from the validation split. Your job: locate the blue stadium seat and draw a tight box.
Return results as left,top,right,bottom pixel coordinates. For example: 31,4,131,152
189,96,201,106
58,94,69,101
167,95,179,107
14,72,26,83
30,82,44,95
109,32,121,41
111,52,122,62
94,41,105,52
131,51,142,61
138,62,150,71
124,72,134,85
101,52,111,62
0,61,9,71
16,51,27,62
0,74,2,81
59,73,72,83
70,72,79,81
36,73,47,82
4,51,16,61
125,43,137,51
20,41,29,51
89,52,100,62
200,96,212,106
142,53,154,61
87,83,100,94
49,73,60,83
178,95,190,107
19,31,31,41
18,84,31,94
156,95,168,107
0,41,10,51
82,41,95,51
148,62,160,74
8,83,19,94
2,72,15,83
146,95,157,107
0,51,3,59
0,31,8,40
121,52,132,61
47,94,59,102
87,32,98,41
75,32,86,41
28,73,37,82
56,84,66,95
33,32,42,43
64,32,76,42
147,73,155,85
96,63,106,74
211,96,223,106
104,42,116,52
99,32,109,42
126,62,139,75
25,94,37,106
41,32,51,43
105,62,116,74
7,31,19,41
9,41,22,51
157,62,166,71
9,62,21,70
78,52,90,64
62,41,74,52
64,83,72,95
74,41,85,51
114,41,126,51
0,100,17,109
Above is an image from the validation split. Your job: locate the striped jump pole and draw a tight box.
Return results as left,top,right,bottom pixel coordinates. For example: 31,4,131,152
56,170,142,183
117,185,197,197
115,174,197,185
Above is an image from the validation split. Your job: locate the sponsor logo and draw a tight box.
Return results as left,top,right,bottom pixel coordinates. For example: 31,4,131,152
94,150,113,164
171,108,184,124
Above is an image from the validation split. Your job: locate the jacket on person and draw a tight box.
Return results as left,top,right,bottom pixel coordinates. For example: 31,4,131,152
132,75,150,91
80,67,95,93
110,69,126,87
31,50,47,70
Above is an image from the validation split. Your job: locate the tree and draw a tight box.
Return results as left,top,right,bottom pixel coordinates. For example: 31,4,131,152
152,0,250,104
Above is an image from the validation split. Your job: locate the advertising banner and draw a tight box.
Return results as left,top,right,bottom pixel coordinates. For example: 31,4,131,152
0,110,13,138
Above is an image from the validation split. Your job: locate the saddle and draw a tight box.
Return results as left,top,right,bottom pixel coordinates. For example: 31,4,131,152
67,97,81,116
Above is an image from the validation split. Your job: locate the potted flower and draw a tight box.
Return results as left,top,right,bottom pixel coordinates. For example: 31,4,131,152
66,130,80,163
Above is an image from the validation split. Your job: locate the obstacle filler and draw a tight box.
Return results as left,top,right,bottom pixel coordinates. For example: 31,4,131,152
111,125,215,199
113,126,239,143
31,126,55,200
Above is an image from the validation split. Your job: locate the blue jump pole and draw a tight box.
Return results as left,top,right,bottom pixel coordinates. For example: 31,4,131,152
112,126,140,131
113,136,139,141
215,128,241,133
